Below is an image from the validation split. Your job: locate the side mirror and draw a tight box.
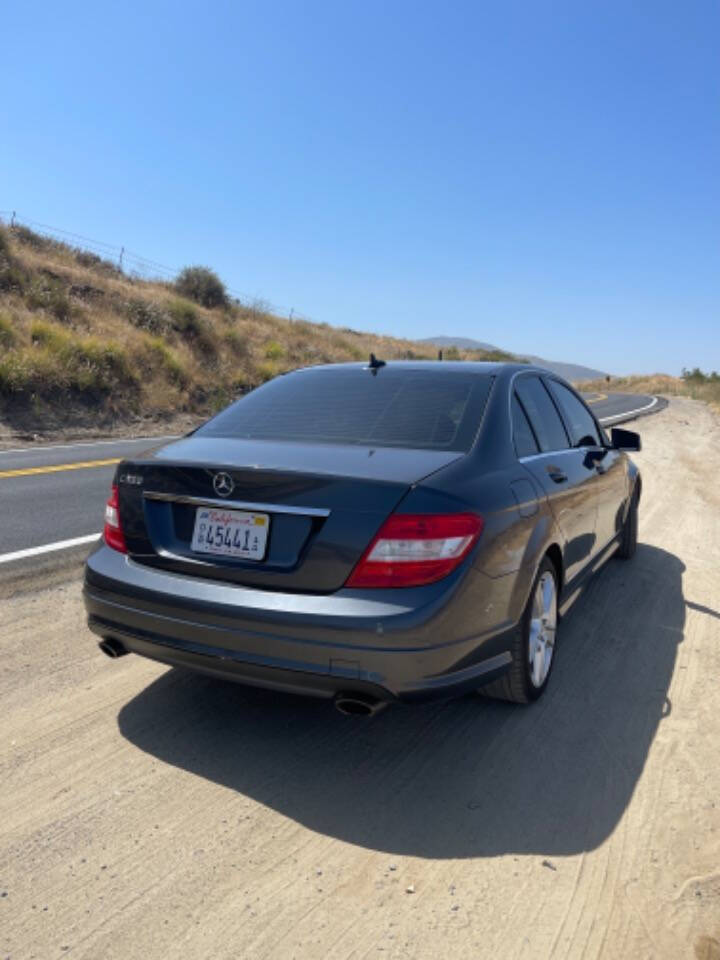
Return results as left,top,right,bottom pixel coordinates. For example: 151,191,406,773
611,427,641,452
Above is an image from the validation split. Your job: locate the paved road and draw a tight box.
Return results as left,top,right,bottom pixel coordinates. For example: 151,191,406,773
582,391,663,424
0,393,665,561
0,436,178,559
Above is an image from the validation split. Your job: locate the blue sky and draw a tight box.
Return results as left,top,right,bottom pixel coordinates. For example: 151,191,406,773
3,0,718,374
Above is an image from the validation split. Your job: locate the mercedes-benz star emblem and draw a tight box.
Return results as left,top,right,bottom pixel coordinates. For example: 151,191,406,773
213,472,235,497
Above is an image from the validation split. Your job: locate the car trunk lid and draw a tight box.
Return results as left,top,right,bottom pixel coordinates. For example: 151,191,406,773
116,437,463,593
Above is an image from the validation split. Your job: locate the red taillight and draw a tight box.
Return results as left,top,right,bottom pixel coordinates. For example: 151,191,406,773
103,484,127,553
346,512,483,588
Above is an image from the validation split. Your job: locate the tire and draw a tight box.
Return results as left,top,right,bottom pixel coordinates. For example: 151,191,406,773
617,488,638,560
480,556,558,704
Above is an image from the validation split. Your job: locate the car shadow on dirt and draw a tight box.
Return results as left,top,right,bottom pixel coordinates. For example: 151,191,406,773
117,543,684,858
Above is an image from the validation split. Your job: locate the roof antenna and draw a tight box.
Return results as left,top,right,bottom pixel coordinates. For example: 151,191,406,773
367,353,386,375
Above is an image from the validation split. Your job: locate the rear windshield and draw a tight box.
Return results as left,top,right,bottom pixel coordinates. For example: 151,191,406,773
198,367,494,451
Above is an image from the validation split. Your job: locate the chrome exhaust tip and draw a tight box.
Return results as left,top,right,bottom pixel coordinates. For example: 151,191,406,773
333,693,388,717
98,638,128,659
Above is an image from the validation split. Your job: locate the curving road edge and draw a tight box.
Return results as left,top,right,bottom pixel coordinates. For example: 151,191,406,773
583,392,669,426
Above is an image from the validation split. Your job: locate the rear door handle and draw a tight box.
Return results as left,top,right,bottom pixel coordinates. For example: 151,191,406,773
548,469,568,484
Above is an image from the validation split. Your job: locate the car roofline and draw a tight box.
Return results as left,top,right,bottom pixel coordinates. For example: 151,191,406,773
286,360,557,378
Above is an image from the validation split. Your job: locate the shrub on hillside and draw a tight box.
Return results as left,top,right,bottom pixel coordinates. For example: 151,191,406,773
0,352,36,394
175,266,227,309
136,336,189,387
123,298,172,335
233,298,273,324
64,338,135,392
167,297,200,332
0,261,26,293
24,320,136,396
257,360,278,382
167,298,217,361
337,339,364,361
0,235,27,293
682,367,720,383
11,225,49,250
31,319,68,350
482,349,519,362
223,328,248,358
0,312,16,348
74,249,122,277
265,340,285,361
25,277,74,324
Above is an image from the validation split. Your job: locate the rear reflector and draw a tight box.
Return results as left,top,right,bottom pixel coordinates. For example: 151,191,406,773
346,512,483,588
103,484,127,553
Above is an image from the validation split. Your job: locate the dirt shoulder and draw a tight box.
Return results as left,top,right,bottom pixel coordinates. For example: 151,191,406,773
2,397,719,959
0,411,202,448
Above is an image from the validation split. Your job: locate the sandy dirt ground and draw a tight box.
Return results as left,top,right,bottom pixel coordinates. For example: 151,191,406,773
2,396,719,960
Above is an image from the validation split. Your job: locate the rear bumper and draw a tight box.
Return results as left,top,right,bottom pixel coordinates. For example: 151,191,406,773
83,543,516,703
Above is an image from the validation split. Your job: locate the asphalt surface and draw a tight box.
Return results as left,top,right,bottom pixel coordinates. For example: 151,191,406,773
0,394,665,561
581,391,664,424
0,436,177,558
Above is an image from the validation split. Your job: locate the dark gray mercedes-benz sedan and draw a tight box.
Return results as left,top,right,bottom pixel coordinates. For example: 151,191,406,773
84,361,641,714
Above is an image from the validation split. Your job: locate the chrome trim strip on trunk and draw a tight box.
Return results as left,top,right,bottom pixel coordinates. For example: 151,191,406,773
143,491,331,517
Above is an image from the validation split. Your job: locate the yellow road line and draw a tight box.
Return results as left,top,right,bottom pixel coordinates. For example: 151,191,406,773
585,392,607,404
0,458,121,479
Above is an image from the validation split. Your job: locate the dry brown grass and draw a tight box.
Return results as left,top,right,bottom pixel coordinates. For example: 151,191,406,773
0,224,513,427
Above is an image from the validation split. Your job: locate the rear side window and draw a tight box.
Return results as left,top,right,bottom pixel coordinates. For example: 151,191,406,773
514,376,569,453
198,368,494,452
512,394,539,457
546,380,602,447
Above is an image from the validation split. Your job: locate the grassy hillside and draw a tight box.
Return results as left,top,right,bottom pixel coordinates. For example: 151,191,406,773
0,223,514,433
580,372,720,415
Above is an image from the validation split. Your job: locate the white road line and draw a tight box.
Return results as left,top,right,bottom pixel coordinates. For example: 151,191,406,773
0,435,180,456
598,397,658,424
0,533,100,565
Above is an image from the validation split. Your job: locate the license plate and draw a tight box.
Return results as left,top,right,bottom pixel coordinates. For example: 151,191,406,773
191,507,269,560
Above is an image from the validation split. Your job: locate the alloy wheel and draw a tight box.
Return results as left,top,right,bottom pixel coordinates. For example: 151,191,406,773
528,571,557,688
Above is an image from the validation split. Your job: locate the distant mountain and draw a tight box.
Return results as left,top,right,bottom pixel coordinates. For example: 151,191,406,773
420,337,607,382
426,336,500,352
521,355,608,382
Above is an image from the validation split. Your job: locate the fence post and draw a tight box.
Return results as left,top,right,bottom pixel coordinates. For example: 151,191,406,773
119,246,124,271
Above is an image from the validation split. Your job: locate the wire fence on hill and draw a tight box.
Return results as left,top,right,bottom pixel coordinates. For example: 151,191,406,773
0,209,312,322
